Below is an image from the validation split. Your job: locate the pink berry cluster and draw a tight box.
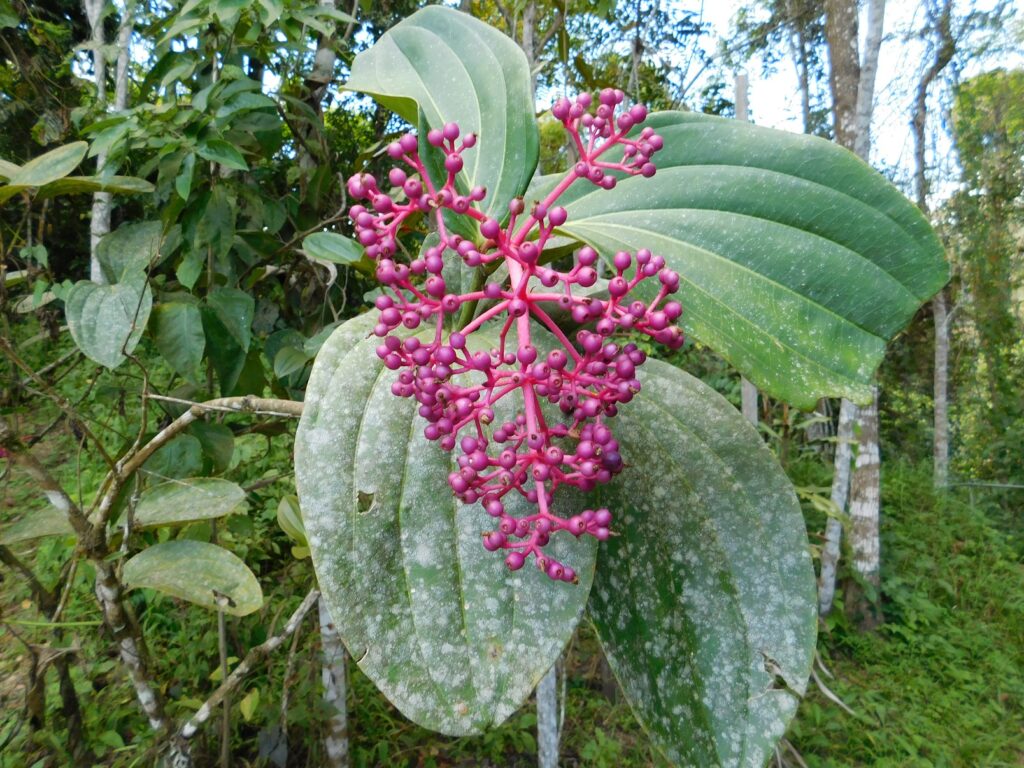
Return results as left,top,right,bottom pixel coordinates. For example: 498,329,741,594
345,88,683,583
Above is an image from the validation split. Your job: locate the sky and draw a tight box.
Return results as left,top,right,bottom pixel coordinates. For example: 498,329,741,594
692,0,1022,201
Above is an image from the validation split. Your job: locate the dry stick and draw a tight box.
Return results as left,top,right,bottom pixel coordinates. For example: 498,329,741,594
809,665,858,718
175,589,321,747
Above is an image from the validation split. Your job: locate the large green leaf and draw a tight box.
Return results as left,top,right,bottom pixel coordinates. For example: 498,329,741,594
550,112,948,407
123,540,262,616
34,175,154,199
97,221,164,284
150,301,205,382
65,281,152,369
132,478,246,529
345,6,538,224
4,142,86,188
207,287,254,352
303,231,363,265
0,507,75,545
294,316,596,735
589,360,817,767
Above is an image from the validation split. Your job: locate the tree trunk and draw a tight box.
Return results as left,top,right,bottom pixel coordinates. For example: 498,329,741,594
824,0,860,150
825,0,886,628
845,388,882,628
319,597,349,768
85,2,134,283
853,0,885,160
83,0,107,283
933,290,950,487
537,663,560,768
818,397,856,615
911,0,955,488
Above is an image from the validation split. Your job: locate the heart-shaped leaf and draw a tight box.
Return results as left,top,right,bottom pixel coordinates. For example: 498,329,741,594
589,360,817,767
550,112,948,407
97,221,164,284
295,316,596,735
65,280,152,369
345,6,538,224
123,540,263,616
132,478,246,529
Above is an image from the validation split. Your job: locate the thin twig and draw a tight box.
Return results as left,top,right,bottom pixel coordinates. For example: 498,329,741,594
176,589,321,744
810,665,858,718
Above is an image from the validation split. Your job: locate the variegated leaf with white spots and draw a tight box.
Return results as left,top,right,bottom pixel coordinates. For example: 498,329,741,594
590,360,817,767
294,315,596,735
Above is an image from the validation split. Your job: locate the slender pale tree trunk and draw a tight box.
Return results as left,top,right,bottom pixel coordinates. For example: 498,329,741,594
818,397,856,615
537,663,560,768
933,290,950,487
84,0,107,283
911,0,955,488
845,388,882,627
319,598,349,768
823,0,885,626
84,1,134,283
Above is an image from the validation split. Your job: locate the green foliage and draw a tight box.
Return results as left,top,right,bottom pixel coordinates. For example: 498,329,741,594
590,361,816,766
790,462,1024,766
295,316,597,735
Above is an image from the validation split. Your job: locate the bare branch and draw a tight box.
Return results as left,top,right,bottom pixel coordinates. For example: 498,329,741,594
176,589,321,744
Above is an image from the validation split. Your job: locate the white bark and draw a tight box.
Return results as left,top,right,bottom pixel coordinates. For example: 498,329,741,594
319,597,349,768
853,0,886,160
910,0,954,488
85,1,134,284
818,397,857,615
537,663,560,768
848,388,881,587
933,291,949,487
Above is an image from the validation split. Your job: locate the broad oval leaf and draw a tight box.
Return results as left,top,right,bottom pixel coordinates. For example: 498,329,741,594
7,142,87,188
589,360,817,767
207,287,254,352
552,112,948,408
150,301,205,383
0,507,75,545
303,231,363,265
65,280,152,369
295,317,596,735
197,138,249,171
123,540,263,616
132,478,246,529
345,6,538,224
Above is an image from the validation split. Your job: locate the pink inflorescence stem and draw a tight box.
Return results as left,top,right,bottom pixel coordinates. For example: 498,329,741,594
346,88,683,583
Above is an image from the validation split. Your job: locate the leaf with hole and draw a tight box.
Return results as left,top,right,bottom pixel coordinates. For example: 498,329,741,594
123,540,262,616
295,316,596,735
589,361,817,767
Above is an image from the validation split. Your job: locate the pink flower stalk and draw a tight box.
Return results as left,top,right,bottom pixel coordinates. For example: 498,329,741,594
346,88,683,582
